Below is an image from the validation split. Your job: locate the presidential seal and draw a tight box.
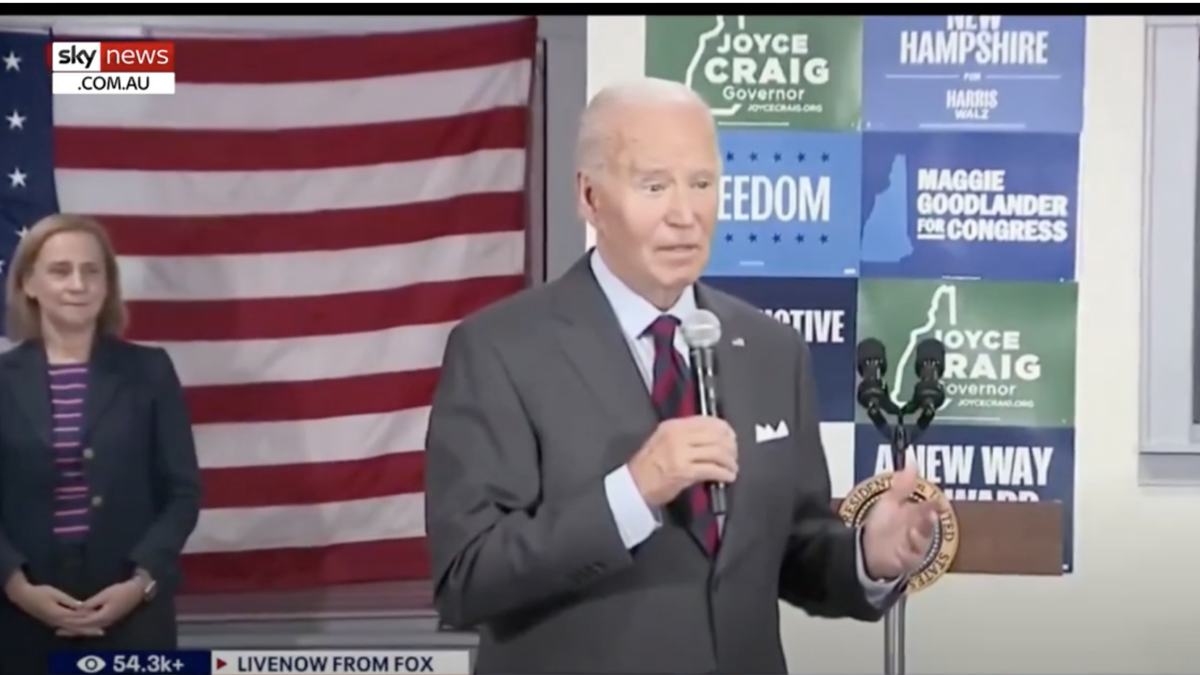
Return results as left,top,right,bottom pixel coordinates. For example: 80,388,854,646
838,472,959,595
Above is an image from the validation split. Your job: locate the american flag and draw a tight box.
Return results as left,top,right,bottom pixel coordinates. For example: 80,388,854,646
0,18,534,592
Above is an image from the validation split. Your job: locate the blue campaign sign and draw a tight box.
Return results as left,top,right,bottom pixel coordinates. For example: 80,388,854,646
704,278,857,422
853,424,1076,571
860,132,1078,281
862,15,1086,133
708,131,862,279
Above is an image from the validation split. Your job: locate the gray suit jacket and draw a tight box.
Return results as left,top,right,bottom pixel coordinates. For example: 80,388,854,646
425,256,891,674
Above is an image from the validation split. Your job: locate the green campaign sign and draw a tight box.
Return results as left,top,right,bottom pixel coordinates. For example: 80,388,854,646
857,280,1077,427
644,15,863,130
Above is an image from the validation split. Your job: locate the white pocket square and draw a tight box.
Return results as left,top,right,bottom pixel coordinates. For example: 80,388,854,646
755,420,789,443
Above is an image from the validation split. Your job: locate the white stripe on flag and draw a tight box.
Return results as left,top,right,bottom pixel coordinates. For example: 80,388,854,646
56,148,526,217
194,407,431,469
187,494,426,554
118,231,524,301
157,321,456,387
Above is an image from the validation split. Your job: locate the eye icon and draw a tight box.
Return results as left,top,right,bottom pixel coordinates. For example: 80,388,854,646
77,655,107,673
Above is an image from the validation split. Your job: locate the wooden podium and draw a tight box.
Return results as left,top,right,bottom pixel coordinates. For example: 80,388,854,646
831,499,1065,576
939,501,1064,576
831,496,1063,674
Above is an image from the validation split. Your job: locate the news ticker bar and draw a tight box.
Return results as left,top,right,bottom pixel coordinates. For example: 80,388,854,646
50,650,471,675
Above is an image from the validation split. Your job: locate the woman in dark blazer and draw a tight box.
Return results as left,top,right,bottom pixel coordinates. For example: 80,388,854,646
0,214,202,674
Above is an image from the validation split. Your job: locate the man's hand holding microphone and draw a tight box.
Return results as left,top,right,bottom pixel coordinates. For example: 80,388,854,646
626,417,737,507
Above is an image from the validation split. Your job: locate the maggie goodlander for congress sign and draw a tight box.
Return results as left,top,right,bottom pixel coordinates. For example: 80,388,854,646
854,424,1076,571
859,131,1080,282
856,279,1077,428
644,15,863,130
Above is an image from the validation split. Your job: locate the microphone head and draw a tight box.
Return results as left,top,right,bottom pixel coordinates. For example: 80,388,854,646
681,310,722,349
914,338,946,377
855,338,888,377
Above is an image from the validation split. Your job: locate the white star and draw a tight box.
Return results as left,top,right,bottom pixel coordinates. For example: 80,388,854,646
5,110,24,130
2,52,20,72
7,168,26,189
15,226,28,239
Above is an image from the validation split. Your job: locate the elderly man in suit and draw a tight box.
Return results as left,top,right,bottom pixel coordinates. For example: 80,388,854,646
424,77,948,675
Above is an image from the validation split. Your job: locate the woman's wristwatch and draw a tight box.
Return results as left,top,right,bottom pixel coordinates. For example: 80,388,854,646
133,568,158,602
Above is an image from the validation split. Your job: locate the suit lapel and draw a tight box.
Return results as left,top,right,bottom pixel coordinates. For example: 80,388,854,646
6,338,124,454
548,260,766,564
83,336,123,442
7,341,52,447
696,286,759,574
551,258,659,463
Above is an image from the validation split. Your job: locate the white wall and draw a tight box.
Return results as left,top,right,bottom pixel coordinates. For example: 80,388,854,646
589,15,1196,674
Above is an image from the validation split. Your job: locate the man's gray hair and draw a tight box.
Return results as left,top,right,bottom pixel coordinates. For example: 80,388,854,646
575,78,716,174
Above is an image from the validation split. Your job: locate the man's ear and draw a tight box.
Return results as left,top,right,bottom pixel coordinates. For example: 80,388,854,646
577,171,599,223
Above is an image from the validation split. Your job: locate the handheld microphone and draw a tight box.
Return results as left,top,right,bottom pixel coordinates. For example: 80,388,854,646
680,310,728,531
855,338,888,413
912,338,947,415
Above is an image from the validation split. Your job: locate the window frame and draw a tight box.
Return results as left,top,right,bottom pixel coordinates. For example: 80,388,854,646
1139,16,1200,484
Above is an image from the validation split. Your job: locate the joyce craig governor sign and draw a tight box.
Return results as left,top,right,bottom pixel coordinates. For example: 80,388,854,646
861,15,1086,133
859,132,1079,281
854,424,1077,571
707,130,861,278
644,15,863,130
856,279,1077,428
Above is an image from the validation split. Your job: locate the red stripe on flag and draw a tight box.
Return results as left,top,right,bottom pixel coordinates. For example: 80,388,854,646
55,107,528,172
186,369,440,425
203,452,425,510
104,192,526,256
168,19,537,84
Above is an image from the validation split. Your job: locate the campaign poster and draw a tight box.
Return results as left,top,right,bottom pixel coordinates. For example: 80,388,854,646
862,15,1086,133
708,130,861,278
856,279,1077,428
644,15,863,130
854,424,1076,571
860,132,1079,281
705,277,857,422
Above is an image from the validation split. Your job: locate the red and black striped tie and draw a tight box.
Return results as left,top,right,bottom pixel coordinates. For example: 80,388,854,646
644,315,720,555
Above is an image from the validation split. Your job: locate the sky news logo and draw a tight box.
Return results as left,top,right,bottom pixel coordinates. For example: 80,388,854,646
48,41,175,95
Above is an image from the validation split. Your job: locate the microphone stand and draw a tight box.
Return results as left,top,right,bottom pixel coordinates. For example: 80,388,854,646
861,389,938,675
